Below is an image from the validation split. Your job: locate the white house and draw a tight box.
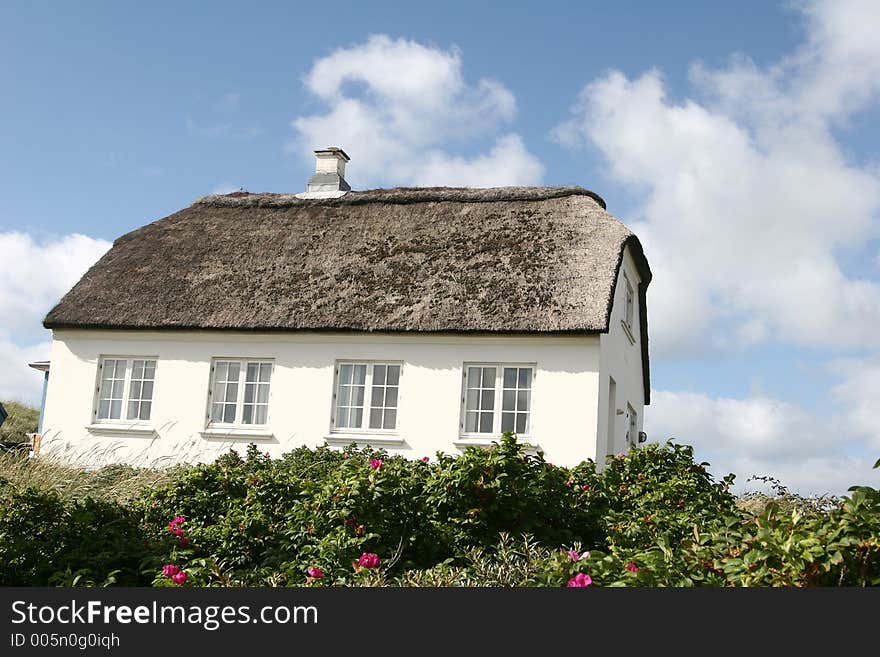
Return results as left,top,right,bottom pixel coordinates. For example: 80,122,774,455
37,148,651,468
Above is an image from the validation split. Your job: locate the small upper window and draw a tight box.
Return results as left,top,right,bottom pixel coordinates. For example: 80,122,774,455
208,359,273,426
462,364,534,436
624,272,635,331
96,357,156,422
332,362,401,432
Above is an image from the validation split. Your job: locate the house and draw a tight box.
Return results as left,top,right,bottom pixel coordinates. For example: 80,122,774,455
37,148,651,468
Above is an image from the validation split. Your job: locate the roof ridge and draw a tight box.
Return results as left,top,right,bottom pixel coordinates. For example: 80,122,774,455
193,185,606,210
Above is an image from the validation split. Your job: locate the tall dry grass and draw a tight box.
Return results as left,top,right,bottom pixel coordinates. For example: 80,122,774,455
0,451,176,504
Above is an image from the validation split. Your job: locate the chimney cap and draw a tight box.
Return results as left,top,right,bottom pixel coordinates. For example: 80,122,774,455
314,146,350,162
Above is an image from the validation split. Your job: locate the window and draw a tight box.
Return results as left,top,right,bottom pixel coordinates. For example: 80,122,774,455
462,364,534,436
208,360,273,426
333,362,400,432
96,357,156,422
627,403,637,447
624,272,635,331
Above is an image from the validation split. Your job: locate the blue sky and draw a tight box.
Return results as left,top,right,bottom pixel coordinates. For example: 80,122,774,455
2,0,879,494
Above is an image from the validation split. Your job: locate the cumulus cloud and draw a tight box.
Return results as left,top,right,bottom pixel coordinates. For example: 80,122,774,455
290,35,544,188
646,389,880,495
553,0,880,355
0,232,110,403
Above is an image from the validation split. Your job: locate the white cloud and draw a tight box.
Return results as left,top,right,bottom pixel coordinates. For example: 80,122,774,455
553,0,880,356
647,389,880,495
290,35,544,188
0,232,110,404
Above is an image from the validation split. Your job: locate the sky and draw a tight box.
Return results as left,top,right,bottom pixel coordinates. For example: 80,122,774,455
2,0,879,495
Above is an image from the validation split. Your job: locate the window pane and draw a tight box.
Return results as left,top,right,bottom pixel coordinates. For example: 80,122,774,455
110,400,122,419
465,412,478,433
503,368,517,388
132,360,144,379
517,390,530,412
369,408,382,429
127,400,139,420
467,367,480,387
350,408,363,428
516,413,527,434
223,404,236,423
482,367,496,384
112,380,124,398
373,365,386,385
244,384,255,403
142,381,154,400
338,386,351,406
353,365,366,385
246,363,259,382
371,386,384,407
254,405,267,425
129,380,142,400
518,368,532,388
225,383,238,403
228,362,240,381
211,403,223,423
337,407,350,428
144,361,156,379
501,412,515,432
139,401,151,421
502,390,515,411
479,412,493,433
353,386,364,406
242,405,253,424
340,364,352,385
98,399,110,419
216,362,228,380
386,366,400,386
257,385,269,404
480,389,494,410
259,363,272,382
383,409,396,430
384,386,398,408
466,389,479,411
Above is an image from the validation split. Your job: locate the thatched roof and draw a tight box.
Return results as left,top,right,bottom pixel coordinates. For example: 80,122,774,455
44,186,651,400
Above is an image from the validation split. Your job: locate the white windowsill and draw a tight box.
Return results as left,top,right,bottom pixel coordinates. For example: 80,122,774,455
620,319,636,345
200,427,274,440
324,433,405,446
86,423,157,436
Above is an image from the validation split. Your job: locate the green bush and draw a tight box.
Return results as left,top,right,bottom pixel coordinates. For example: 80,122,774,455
0,482,149,586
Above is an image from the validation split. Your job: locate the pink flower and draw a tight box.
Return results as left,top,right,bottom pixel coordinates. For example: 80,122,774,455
171,527,184,537
369,458,383,470
421,456,430,463
625,562,639,573
357,552,380,569
179,537,189,547
162,564,180,578
567,550,589,562
567,573,593,587
172,571,188,585
172,516,186,525
580,484,591,492
307,567,324,579
564,480,573,487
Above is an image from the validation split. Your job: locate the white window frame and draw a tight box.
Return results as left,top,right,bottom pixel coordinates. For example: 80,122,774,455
93,356,158,424
206,358,274,429
627,403,637,448
459,363,535,439
330,361,402,435
624,271,635,331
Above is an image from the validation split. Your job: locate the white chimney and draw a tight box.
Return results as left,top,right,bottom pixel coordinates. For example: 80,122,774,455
297,147,351,199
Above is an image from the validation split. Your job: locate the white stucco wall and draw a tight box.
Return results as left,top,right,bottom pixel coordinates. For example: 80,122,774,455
41,330,601,468
596,245,646,464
